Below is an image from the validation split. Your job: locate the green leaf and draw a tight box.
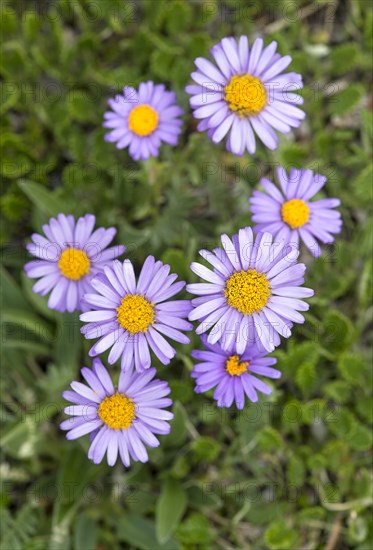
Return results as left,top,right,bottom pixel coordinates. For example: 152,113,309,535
356,396,373,424
156,479,187,543
348,424,373,451
338,352,366,384
0,417,39,459
1,308,53,341
265,520,297,550
191,436,220,462
0,266,29,310
329,84,364,116
73,514,97,550
52,448,97,528
331,43,359,75
175,512,213,545
355,163,373,204
54,312,81,369
18,179,71,217
164,1,192,34
287,454,306,486
295,363,315,396
257,427,283,451
117,513,180,550
324,380,351,403
321,310,354,353
166,402,188,447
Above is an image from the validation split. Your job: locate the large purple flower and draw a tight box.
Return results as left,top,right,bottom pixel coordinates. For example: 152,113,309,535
24,214,125,313
103,81,183,160
187,227,314,353
80,257,192,371
186,36,305,155
249,167,342,257
192,336,281,409
61,359,173,467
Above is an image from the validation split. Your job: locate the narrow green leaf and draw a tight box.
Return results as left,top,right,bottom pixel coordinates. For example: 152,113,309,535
18,179,71,217
117,513,180,550
74,514,97,550
156,478,187,543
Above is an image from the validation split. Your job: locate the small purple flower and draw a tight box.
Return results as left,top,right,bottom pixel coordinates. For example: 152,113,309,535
192,336,281,409
24,214,125,313
103,81,183,160
187,227,314,353
249,167,343,257
61,359,173,467
80,256,192,372
186,36,305,156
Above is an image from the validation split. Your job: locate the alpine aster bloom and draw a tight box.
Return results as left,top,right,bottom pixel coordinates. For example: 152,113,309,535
24,214,125,313
80,257,192,371
249,167,342,257
103,81,183,160
187,227,314,353
61,359,173,466
186,36,305,155
191,337,281,409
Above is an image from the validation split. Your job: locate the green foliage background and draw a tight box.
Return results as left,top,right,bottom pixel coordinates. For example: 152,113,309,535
1,1,372,548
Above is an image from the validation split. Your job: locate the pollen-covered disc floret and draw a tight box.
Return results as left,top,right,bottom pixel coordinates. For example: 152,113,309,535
224,269,270,315
80,256,192,372
191,336,281,409
128,104,159,136
116,295,155,334
249,167,342,257
281,198,310,229
61,359,174,467
224,74,267,117
187,226,314,353
58,248,91,280
98,393,135,430
225,355,249,376
103,81,183,161
186,36,305,156
24,214,125,313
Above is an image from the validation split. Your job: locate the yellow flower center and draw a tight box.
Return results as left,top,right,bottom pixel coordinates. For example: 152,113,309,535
128,104,159,136
98,393,135,430
224,74,267,117
225,355,250,376
224,269,271,315
58,248,90,280
116,294,155,334
281,198,310,229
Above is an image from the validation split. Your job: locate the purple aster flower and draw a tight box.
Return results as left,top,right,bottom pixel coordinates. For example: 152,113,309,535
187,227,314,353
80,256,192,371
186,36,305,155
249,167,342,257
192,336,281,409
24,214,125,313
61,359,173,466
103,81,183,160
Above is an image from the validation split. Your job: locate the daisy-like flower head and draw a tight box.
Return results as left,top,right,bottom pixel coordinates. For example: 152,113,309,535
249,167,342,257
61,359,173,466
24,214,125,313
187,227,314,353
186,36,305,156
192,336,281,409
103,81,183,161
80,256,193,372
